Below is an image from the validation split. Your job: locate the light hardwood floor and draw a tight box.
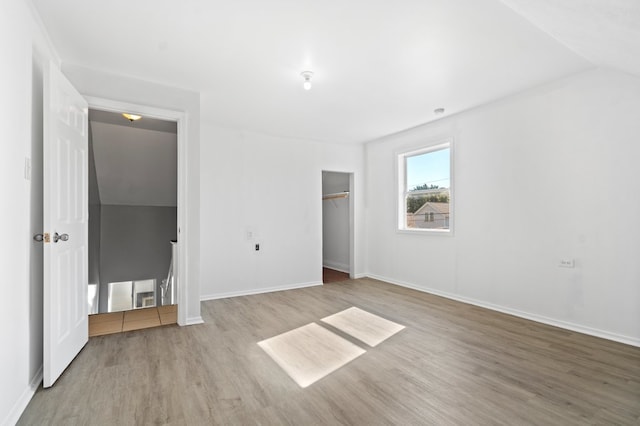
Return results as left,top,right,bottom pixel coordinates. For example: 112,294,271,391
88,305,178,337
19,278,640,425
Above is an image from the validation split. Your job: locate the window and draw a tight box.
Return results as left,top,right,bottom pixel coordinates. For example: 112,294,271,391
398,141,452,233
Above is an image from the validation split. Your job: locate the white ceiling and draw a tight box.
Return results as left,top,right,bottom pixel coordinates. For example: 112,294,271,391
32,0,635,144
500,0,640,77
90,112,177,207
90,109,177,134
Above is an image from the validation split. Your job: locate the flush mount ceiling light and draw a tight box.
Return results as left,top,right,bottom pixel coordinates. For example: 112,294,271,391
434,108,445,115
122,113,142,122
301,71,314,90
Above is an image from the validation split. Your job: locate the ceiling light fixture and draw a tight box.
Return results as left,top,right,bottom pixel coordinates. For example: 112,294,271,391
434,108,445,115
301,71,313,91
122,113,142,122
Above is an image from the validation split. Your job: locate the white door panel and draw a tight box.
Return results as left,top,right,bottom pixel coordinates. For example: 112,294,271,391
43,61,88,388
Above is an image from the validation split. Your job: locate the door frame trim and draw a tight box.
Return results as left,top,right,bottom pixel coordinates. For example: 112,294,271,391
84,96,189,326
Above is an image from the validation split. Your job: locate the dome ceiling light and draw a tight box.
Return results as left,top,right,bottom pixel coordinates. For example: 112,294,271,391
122,113,142,122
301,71,314,91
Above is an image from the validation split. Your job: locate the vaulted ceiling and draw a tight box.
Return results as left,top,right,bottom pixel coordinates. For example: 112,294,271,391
33,0,639,144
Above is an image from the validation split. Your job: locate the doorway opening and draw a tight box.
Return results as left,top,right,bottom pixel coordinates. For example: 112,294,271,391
86,108,178,335
322,171,354,283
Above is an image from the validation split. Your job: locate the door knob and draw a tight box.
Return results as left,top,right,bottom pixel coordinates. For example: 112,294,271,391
53,232,69,243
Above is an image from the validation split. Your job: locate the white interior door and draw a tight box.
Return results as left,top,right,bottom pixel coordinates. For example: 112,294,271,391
43,62,89,388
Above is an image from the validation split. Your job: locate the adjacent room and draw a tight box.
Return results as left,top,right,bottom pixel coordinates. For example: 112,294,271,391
322,171,352,283
2,0,639,424
87,109,179,335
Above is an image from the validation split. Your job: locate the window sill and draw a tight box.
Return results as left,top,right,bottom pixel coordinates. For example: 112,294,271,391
396,228,454,237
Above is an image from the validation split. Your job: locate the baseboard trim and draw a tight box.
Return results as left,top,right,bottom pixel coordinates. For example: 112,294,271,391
201,281,323,301
322,261,349,274
4,365,43,425
352,273,367,279
366,273,640,348
185,316,204,326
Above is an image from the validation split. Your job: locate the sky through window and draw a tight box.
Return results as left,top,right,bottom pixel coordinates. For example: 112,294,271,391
406,147,450,190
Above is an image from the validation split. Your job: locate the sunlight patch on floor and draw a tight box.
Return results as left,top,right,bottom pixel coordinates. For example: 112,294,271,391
258,322,365,388
321,307,405,347
258,307,405,387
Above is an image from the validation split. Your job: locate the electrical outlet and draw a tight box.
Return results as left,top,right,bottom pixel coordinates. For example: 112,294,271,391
559,259,575,268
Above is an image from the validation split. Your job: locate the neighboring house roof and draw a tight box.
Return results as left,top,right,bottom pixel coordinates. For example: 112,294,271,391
413,202,449,215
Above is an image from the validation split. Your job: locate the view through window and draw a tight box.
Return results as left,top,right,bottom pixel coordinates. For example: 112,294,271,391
399,142,451,232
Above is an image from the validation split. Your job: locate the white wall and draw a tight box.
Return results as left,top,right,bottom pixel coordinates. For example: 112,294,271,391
200,125,365,299
99,205,177,312
88,123,101,288
1,28,200,417
0,0,57,423
62,64,201,325
365,68,640,345
322,172,351,273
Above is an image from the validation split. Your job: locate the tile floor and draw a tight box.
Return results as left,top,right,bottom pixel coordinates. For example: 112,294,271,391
88,305,177,337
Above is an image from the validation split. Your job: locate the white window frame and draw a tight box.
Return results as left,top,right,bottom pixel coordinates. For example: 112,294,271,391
396,138,454,235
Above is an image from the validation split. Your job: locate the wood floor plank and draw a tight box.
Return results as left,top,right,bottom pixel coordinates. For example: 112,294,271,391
158,305,177,325
88,320,123,337
122,307,161,332
88,311,123,324
323,267,349,283
123,307,160,321
88,312,123,337
19,278,640,425
157,304,177,314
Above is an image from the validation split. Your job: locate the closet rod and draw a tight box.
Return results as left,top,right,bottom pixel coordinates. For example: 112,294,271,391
322,191,349,201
